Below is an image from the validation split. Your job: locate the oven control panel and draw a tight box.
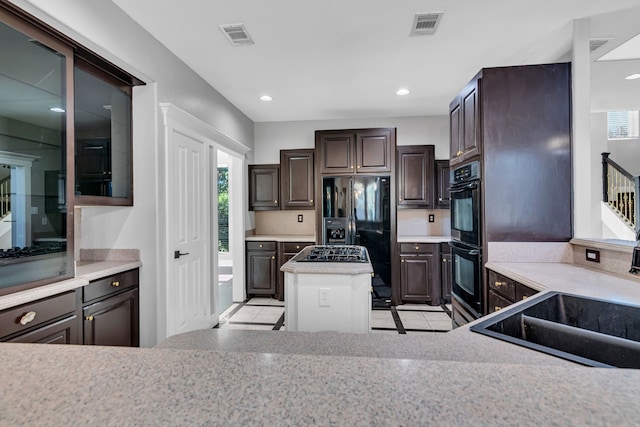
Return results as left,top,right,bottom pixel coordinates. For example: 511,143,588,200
451,160,480,184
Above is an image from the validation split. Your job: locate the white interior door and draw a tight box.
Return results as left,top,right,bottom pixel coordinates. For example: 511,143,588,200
167,131,216,336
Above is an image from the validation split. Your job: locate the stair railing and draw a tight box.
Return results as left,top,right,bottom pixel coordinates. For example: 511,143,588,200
602,152,638,234
0,176,10,220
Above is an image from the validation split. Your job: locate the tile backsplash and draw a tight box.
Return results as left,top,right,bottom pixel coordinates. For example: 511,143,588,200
255,210,316,235
397,209,450,237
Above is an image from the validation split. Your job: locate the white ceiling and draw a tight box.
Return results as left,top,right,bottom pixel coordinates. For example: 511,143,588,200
109,0,640,123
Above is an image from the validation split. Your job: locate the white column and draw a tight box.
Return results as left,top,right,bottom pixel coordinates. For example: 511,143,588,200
572,18,599,238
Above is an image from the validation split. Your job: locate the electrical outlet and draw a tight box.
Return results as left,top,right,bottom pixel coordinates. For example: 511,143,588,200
585,248,600,263
428,214,435,223
41,216,47,226
297,214,303,223
318,288,330,307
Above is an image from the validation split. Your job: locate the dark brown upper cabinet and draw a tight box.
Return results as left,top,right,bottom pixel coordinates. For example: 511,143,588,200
450,63,572,244
450,77,481,167
317,128,394,174
396,145,434,208
74,58,134,206
280,149,314,210
249,164,280,210
435,160,450,209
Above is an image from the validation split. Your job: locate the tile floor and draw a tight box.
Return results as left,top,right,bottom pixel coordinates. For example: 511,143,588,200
217,298,453,334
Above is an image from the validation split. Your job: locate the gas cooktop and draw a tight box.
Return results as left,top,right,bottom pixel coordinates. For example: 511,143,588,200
296,245,369,263
0,243,66,259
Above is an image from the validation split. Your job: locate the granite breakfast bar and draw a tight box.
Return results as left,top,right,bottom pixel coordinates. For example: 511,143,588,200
1,261,640,425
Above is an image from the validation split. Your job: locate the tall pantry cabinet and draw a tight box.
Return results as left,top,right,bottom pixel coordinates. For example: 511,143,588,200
449,62,572,323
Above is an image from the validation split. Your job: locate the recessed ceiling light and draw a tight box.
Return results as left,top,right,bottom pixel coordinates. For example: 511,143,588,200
259,95,273,102
625,74,640,80
49,107,65,113
396,89,411,96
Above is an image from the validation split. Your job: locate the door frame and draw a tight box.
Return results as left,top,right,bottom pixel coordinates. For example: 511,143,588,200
158,103,249,342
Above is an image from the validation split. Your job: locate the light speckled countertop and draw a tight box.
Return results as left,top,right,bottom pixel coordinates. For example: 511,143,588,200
0,260,141,310
245,234,316,242
3,260,640,425
397,235,451,243
0,342,638,426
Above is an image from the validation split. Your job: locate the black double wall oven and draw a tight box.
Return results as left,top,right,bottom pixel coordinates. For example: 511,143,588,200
450,161,483,319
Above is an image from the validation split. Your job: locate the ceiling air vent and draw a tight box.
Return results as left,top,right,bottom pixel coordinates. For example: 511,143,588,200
590,38,612,52
219,23,254,46
410,12,443,36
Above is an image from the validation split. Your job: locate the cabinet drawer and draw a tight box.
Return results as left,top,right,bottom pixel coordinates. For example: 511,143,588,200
282,242,313,254
516,283,538,302
399,243,430,254
488,290,512,313
83,269,139,303
246,241,276,251
0,291,76,339
487,270,516,301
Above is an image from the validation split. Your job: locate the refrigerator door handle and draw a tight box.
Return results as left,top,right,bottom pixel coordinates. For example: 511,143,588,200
347,215,354,245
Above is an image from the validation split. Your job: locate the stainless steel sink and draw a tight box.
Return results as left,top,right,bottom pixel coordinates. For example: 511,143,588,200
470,292,640,368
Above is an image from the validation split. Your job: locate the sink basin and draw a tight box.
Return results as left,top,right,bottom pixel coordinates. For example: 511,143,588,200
470,292,640,368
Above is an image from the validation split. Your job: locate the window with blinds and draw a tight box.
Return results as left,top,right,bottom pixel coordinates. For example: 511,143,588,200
607,110,640,139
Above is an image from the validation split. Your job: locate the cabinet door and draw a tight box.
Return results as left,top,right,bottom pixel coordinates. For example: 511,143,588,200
488,290,512,314
318,131,355,174
440,251,452,303
277,242,314,301
461,80,480,159
281,149,314,210
449,96,462,162
7,315,78,344
397,145,434,208
435,160,450,209
249,165,280,210
247,249,277,296
83,288,139,347
400,255,433,302
450,78,482,166
356,129,392,173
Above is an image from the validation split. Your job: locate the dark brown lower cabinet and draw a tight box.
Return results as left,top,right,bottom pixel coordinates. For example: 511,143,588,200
487,269,538,314
8,316,78,344
277,241,314,301
399,243,440,305
83,288,139,346
82,268,140,347
0,291,79,344
0,268,140,346
246,241,278,297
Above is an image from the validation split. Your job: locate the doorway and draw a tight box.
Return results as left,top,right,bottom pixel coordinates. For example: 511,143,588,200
217,150,233,314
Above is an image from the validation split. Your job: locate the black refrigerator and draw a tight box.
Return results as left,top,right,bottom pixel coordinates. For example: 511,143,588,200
322,175,392,307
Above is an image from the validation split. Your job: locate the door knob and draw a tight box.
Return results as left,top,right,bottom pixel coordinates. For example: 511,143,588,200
174,250,190,259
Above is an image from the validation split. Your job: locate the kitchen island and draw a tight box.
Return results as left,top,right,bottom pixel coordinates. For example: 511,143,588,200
282,245,373,333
